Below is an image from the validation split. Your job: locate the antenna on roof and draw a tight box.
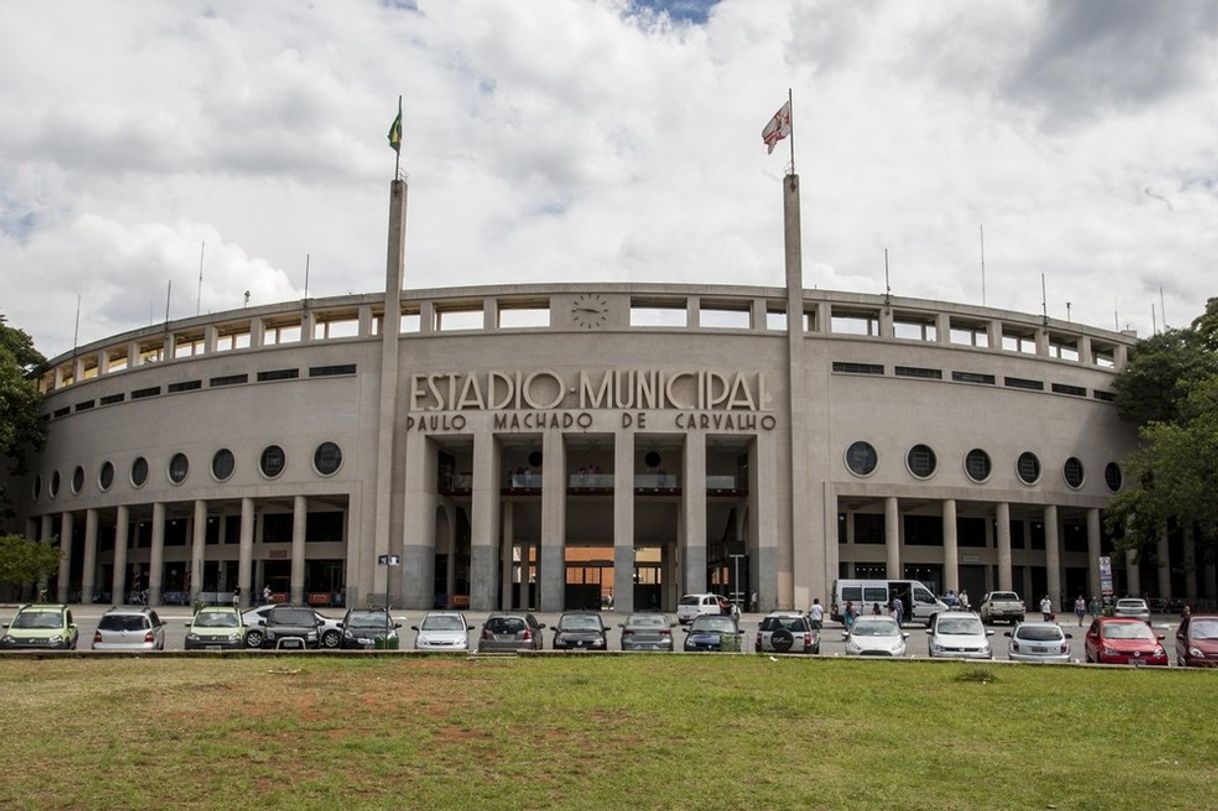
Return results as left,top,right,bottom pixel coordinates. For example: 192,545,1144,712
1040,274,1047,325
72,293,81,353
1114,297,1119,331
1159,287,1167,330
304,253,311,302
1066,301,1072,323
883,248,891,310
164,280,172,327
195,241,205,317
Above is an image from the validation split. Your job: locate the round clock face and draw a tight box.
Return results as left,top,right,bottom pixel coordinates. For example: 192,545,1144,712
570,294,609,329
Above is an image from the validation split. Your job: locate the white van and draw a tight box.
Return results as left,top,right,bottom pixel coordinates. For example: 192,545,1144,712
830,579,947,626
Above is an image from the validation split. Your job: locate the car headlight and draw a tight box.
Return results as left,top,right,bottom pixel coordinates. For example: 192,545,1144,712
1,635,13,644
1102,646,1118,657
186,633,199,641
1190,647,1204,658
307,632,318,640
931,642,943,652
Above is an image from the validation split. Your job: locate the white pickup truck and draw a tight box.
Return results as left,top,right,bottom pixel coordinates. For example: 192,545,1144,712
979,591,1025,624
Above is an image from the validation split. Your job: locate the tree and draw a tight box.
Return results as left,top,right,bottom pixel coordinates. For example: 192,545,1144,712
0,313,46,517
0,533,61,593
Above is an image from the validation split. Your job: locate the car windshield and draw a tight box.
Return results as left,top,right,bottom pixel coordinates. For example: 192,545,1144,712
990,592,1019,601
486,617,526,634
99,615,148,632
679,596,701,606
1192,620,1218,640
11,611,63,629
1116,600,1147,610
421,615,466,631
560,615,602,631
937,617,983,635
270,609,315,625
852,620,898,637
1015,626,1063,642
762,616,806,632
627,614,667,628
1102,622,1155,640
691,617,736,633
194,612,239,628
347,611,391,629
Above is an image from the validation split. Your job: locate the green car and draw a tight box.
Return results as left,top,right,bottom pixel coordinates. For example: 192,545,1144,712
1,604,79,650
185,606,246,650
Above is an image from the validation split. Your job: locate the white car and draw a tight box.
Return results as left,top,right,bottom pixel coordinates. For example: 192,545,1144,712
241,604,343,649
844,616,908,656
92,607,166,651
1006,621,1072,663
927,611,993,659
1114,598,1151,624
413,611,473,651
676,593,729,625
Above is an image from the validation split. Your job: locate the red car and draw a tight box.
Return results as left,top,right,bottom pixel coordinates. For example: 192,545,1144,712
1175,614,1218,667
1084,617,1167,666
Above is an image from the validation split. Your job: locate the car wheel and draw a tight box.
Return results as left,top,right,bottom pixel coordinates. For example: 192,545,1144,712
245,629,264,648
321,630,341,649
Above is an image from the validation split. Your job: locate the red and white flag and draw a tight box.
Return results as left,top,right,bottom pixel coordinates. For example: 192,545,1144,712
762,100,792,154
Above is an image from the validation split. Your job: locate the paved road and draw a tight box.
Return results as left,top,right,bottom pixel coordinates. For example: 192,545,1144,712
2,604,1188,665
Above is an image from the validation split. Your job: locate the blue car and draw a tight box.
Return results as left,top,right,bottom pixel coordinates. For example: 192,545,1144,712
683,615,742,652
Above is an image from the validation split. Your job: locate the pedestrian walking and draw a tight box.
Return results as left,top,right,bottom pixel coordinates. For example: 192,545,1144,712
263,584,273,604
232,586,241,608
1074,595,1087,627
1088,595,1101,618
808,598,824,630
843,600,857,631
749,591,758,613
959,589,970,610
1040,595,1053,622
891,595,905,627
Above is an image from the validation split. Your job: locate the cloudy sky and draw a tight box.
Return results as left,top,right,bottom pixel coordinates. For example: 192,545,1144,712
2,0,1216,358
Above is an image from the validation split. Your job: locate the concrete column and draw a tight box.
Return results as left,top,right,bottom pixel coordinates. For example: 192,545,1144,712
539,430,566,611
25,517,37,542
613,431,636,616
682,432,707,598
1183,526,1198,607
748,433,780,610
935,312,950,343
986,319,1002,350
1086,508,1102,599
291,495,307,604
996,503,1012,591
112,505,129,604
1044,505,1061,611
56,512,74,603
942,499,958,594
469,432,501,611
482,296,498,331
501,501,514,611
190,500,207,602
686,295,700,328
1156,529,1172,600
783,174,810,613
238,497,254,607
1078,336,1093,365
879,308,894,338
884,497,900,579
148,503,165,607
1126,548,1141,597
402,433,438,610
444,506,456,604
38,514,54,593
358,304,373,337
81,509,98,603
750,298,766,331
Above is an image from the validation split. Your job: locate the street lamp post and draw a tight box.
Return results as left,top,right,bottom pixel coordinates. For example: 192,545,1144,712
729,554,746,613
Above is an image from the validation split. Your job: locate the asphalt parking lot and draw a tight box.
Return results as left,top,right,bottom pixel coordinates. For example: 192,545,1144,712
1,604,1188,664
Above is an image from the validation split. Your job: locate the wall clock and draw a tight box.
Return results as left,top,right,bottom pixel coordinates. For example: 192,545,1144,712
570,293,609,329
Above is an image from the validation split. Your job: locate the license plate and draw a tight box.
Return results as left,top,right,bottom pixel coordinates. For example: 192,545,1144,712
1033,646,1048,653
206,645,222,651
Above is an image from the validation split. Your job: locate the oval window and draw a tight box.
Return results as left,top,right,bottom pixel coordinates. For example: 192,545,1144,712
964,449,991,483
49,470,61,498
212,449,235,482
906,444,937,479
71,466,85,494
314,442,342,476
168,453,190,484
1063,457,1085,489
260,445,286,478
1104,462,1122,493
131,457,149,487
845,441,878,477
98,462,114,492
1016,452,1040,485
32,474,42,500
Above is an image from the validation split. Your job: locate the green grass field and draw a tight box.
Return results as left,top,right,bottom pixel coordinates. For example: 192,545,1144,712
1,655,1215,810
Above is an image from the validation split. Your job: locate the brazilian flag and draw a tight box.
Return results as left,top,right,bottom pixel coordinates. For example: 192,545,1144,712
388,99,402,154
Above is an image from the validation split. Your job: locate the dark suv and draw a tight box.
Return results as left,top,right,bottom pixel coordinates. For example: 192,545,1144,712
263,605,323,649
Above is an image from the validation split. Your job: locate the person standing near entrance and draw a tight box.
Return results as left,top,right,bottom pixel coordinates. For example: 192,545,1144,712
1040,595,1053,621
808,598,824,630
263,584,273,604
232,587,241,608
1074,595,1087,627
891,595,905,627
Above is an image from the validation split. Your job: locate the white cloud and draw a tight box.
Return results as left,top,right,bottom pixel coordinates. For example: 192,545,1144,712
0,0,1215,357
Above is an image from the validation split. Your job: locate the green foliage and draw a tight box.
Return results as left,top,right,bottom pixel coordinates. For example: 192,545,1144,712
0,533,61,588
0,313,47,516
1113,328,1218,426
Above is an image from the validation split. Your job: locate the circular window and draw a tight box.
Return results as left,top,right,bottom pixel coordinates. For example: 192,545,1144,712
906,444,937,479
1063,457,1085,489
131,457,149,487
314,442,343,476
212,449,235,482
260,445,286,478
844,441,878,477
1104,462,1122,493
98,462,114,492
1016,452,1041,485
168,453,190,484
49,470,61,498
71,466,85,494
643,450,661,468
32,475,41,500
964,449,991,483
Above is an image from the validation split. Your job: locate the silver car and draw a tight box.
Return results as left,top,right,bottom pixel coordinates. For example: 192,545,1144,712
756,611,819,654
1006,621,1072,663
1114,598,1151,624
927,611,993,659
413,611,473,652
92,607,165,651
477,612,546,652
620,612,676,652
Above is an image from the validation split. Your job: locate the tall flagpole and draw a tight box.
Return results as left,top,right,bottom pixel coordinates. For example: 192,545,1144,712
788,87,795,176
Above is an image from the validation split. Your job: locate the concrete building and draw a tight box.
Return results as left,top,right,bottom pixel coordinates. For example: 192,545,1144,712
10,176,1210,612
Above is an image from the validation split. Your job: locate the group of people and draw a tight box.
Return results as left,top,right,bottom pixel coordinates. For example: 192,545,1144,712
942,589,971,610
229,584,275,608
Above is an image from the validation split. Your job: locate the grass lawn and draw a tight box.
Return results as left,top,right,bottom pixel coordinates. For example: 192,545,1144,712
1,655,1215,810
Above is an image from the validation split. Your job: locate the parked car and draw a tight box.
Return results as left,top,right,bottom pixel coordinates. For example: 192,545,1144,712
1175,614,1218,667
93,606,165,651
844,615,908,656
553,612,609,650
683,614,742,652
926,611,993,659
1084,617,1167,666
619,612,675,652
1113,598,1151,624
243,605,342,649
756,611,819,654
978,591,1026,624
0,604,78,650
477,613,545,652
185,606,246,650
262,605,325,650
677,593,730,625
412,611,473,652
1005,621,1071,663
341,607,402,650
